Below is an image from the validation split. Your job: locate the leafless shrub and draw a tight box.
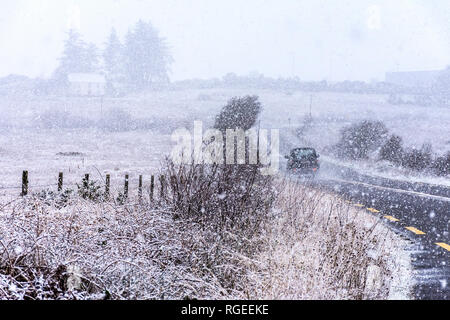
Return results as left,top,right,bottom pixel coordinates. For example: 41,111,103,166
160,159,275,235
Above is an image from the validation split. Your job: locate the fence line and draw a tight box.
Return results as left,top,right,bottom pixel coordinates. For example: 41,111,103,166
8,171,163,202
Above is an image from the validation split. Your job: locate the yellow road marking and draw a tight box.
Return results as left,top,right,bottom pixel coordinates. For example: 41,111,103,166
405,227,426,235
436,243,450,252
354,204,364,207
384,216,399,222
367,208,380,213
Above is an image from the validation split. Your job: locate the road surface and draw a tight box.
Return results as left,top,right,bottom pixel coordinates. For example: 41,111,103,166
308,159,449,299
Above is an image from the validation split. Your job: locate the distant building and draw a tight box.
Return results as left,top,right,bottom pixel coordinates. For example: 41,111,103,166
385,70,441,88
67,73,106,96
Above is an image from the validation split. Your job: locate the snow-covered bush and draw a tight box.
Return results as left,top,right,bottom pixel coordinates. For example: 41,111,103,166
379,134,404,165
431,152,450,176
214,95,262,131
334,120,388,160
32,188,74,208
161,159,275,235
77,177,104,202
401,144,433,172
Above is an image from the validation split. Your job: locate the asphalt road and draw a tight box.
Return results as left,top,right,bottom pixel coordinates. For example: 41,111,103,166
310,160,449,300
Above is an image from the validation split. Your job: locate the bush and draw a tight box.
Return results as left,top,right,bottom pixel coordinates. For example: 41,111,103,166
214,96,262,131
401,144,433,172
335,120,388,160
164,94,275,233
77,177,104,202
376,132,447,176
32,188,74,209
379,135,403,165
161,159,275,237
431,152,450,176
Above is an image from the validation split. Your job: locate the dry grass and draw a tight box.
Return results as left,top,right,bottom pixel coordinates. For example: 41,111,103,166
244,179,412,299
0,178,412,300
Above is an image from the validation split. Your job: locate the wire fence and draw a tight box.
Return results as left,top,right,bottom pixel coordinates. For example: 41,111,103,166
0,170,162,203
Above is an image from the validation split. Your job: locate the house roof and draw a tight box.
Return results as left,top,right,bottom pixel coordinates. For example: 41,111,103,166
68,73,106,83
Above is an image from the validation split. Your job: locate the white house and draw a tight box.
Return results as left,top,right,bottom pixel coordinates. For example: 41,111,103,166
67,73,106,96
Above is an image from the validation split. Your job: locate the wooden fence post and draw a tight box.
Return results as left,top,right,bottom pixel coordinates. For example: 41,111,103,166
58,172,63,192
138,175,143,203
160,175,166,199
105,174,110,200
150,175,155,202
84,174,90,189
21,170,28,196
124,174,129,199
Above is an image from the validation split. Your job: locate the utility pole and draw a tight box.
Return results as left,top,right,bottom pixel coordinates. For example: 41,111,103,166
100,96,104,119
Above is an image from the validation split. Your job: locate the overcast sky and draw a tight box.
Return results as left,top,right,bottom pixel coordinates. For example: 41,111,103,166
0,0,449,81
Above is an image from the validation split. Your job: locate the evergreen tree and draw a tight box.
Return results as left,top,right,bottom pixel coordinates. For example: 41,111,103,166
85,43,100,73
124,20,173,90
53,29,100,82
214,96,262,165
214,96,262,132
103,28,125,84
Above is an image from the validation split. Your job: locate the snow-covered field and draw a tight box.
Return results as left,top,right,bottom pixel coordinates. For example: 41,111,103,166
0,88,448,194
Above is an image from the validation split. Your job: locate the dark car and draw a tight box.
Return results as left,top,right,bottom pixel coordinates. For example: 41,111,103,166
285,147,320,175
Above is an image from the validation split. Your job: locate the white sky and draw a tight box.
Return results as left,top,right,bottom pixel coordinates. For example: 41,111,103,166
0,0,449,81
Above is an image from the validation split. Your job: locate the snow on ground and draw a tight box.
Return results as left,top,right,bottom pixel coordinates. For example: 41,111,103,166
323,155,450,188
0,128,172,193
0,88,448,193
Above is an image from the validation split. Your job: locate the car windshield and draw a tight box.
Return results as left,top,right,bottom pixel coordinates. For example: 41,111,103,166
292,149,316,159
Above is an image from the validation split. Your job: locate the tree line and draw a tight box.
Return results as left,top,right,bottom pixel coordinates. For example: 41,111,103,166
53,20,173,93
